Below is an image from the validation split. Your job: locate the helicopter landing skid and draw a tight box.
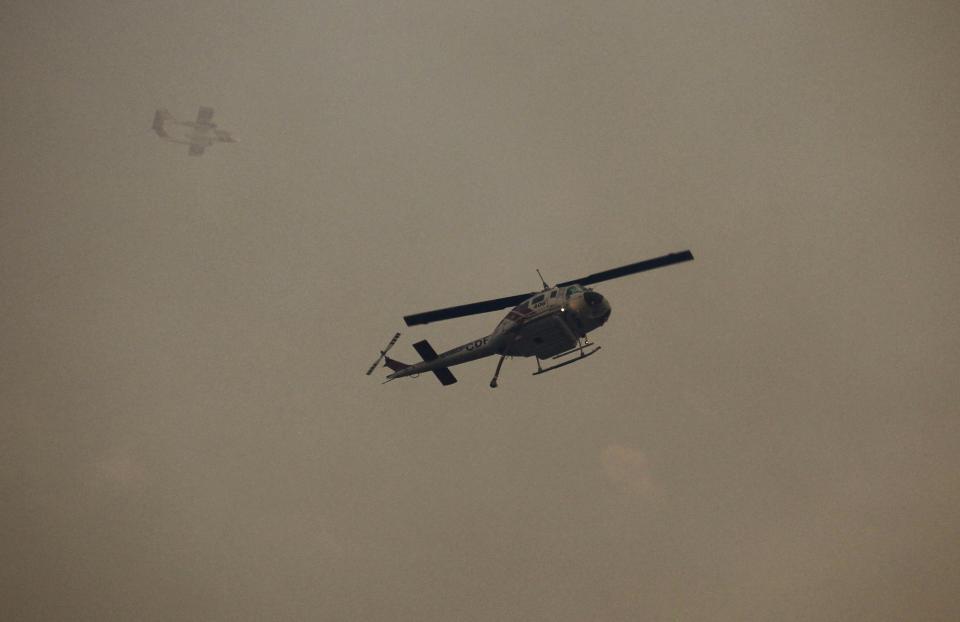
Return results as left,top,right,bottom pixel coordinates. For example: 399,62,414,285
549,342,596,360
532,344,601,376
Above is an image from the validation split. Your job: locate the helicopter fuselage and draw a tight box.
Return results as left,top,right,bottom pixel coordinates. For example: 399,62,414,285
378,249,692,387
495,284,610,358
385,285,611,381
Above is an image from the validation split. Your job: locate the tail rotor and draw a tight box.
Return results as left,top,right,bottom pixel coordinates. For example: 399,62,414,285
366,332,401,376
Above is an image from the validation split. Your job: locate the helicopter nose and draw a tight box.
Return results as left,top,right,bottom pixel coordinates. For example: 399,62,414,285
584,291,604,307
582,291,611,324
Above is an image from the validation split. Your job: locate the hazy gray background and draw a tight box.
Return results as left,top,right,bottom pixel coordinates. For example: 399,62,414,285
3,1,959,620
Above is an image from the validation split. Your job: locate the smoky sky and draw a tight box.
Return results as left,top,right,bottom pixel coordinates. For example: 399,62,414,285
3,1,959,620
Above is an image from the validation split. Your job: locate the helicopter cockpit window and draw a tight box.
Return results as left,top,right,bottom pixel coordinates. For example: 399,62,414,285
565,285,582,297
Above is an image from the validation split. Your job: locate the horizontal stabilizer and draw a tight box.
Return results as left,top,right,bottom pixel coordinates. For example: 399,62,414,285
431,366,458,386
412,339,440,361
412,339,458,386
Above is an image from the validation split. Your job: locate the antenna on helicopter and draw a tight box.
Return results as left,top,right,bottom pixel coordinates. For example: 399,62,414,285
536,269,550,290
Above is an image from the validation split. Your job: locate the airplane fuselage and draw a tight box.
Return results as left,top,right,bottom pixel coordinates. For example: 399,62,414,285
153,108,235,156
186,123,216,144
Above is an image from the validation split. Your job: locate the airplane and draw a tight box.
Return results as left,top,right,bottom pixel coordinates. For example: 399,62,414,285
152,107,236,156
368,250,693,388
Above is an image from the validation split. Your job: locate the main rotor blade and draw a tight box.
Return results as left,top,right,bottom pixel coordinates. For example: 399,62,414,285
556,250,694,288
403,291,534,326
403,250,693,326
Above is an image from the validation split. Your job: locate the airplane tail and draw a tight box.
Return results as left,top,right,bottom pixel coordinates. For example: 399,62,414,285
214,129,237,143
152,109,173,137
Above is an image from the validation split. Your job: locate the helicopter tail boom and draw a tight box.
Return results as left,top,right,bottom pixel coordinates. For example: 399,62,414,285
382,340,459,385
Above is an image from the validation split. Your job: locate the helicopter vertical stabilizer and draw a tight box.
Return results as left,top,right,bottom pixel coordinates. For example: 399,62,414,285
383,357,410,373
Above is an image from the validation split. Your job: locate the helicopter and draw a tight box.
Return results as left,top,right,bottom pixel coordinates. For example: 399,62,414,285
367,250,693,388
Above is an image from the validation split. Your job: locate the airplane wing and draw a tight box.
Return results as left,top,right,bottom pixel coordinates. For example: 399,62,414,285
196,106,214,125
188,144,206,156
